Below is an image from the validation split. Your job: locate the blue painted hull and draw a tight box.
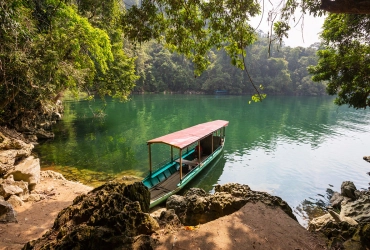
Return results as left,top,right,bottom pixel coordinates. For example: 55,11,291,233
143,144,224,208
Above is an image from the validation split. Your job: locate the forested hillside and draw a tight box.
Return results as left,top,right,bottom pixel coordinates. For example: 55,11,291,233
1,0,328,132
132,34,325,96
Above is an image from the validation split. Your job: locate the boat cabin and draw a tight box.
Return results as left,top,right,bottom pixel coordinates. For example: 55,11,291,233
142,120,229,208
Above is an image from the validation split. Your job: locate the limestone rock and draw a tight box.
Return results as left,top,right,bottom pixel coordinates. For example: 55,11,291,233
40,170,66,180
0,132,34,175
340,195,370,223
0,182,23,199
363,156,370,163
167,183,297,226
155,209,182,228
0,200,17,223
7,194,24,208
329,209,358,226
13,180,29,199
341,181,357,200
6,156,40,190
23,182,157,250
352,223,370,248
330,191,344,209
308,213,335,231
27,193,41,202
6,174,14,182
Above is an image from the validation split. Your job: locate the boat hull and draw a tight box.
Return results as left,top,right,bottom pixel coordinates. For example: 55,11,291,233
145,144,224,208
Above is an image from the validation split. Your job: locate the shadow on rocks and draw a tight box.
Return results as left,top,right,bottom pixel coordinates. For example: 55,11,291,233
166,183,297,226
23,181,158,250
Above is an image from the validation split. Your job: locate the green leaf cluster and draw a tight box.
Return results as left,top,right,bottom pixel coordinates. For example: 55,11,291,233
123,0,260,75
309,14,370,108
0,0,137,126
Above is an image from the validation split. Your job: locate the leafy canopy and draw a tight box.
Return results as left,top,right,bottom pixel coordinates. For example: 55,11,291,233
308,14,370,109
0,0,138,127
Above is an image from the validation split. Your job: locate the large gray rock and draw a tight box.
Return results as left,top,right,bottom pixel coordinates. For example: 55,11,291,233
309,182,370,249
167,183,297,226
330,191,344,209
0,181,23,199
0,200,17,223
0,132,33,176
340,194,370,223
12,180,29,200
308,213,335,231
6,156,40,190
7,194,24,208
341,181,357,200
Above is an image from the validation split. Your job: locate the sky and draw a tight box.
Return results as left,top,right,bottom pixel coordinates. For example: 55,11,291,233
250,3,326,48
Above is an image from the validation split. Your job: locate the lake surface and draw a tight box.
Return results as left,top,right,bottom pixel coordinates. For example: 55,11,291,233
35,95,370,225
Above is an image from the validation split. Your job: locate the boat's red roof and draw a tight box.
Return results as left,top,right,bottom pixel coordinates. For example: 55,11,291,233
147,120,229,149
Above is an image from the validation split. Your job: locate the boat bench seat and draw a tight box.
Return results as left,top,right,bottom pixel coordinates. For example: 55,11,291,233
175,159,199,166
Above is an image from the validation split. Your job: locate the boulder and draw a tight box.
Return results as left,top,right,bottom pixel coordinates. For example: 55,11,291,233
155,209,182,228
0,200,17,223
27,193,41,202
341,181,357,200
0,132,34,176
13,180,29,200
23,182,157,250
7,194,24,208
340,195,370,223
309,187,370,249
0,181,24,199
363,156,370,163
6,156,40,190
330,191,344,209
167,183,297,226
308,213,335,232
40,170,66,180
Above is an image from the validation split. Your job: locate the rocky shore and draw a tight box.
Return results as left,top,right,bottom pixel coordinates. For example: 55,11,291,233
1,128,370,249
308,181,370,249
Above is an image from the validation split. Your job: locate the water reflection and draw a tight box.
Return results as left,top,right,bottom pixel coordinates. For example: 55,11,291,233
184,152,227,193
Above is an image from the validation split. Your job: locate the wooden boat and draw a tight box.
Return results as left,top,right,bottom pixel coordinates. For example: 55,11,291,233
142,120,229,208
215,90,228,95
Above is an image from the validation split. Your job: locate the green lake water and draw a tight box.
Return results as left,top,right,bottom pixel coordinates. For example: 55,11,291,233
34,94,370,225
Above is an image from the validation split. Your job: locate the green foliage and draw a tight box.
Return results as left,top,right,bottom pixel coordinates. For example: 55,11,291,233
132,32,325,96
123,0,260,75
0,0,137,127
309,14,370,108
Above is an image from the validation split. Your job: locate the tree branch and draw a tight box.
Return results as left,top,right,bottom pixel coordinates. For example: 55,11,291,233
321,0,370,14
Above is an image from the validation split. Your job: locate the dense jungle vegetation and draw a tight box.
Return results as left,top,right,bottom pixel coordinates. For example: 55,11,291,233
133,34,324,95
1,0,369,130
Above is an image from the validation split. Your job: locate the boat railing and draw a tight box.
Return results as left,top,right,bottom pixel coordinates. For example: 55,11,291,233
152,158,172,172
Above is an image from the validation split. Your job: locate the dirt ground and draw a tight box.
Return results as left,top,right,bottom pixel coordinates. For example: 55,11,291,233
0,178,93,250
0,177,327,250
153,202,327,250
